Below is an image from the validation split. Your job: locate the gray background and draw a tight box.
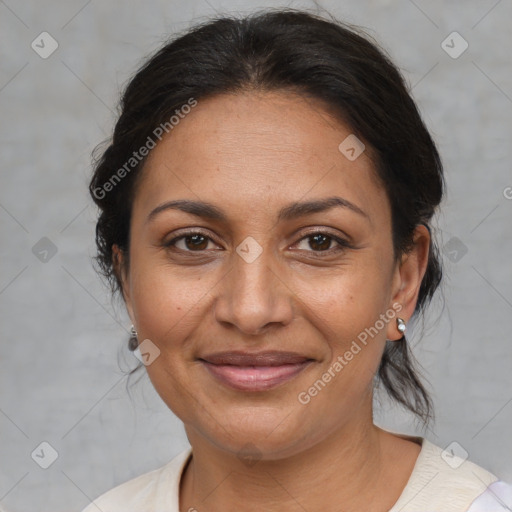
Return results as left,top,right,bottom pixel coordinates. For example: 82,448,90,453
1,1,511,511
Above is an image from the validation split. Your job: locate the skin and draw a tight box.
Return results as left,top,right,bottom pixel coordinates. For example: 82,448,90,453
113,90,430,512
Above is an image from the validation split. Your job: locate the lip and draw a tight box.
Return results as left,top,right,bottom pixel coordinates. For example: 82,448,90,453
198,351,314,391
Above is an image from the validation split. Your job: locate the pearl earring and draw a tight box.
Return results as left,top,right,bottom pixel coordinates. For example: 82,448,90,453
396,317,406,337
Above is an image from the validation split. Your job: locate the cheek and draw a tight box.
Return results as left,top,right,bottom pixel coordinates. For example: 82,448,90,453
129,252,211,342
300,257,392,341
294,279,388,424
296,258,391,396
128,261,203,420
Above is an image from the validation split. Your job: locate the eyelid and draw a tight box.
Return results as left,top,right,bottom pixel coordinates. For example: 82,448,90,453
163,227,219,244
294,226,353,244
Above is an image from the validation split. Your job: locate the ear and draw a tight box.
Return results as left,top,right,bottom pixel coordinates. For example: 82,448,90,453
112,244,136,325
385,224,430,341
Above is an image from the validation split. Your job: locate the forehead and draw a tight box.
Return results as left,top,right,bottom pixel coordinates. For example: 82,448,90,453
132,91,389,227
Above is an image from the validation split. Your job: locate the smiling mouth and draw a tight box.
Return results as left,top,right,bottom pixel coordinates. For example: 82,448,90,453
198,351,314,391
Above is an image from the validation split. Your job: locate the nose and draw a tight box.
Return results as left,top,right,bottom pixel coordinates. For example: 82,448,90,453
213,244,294,336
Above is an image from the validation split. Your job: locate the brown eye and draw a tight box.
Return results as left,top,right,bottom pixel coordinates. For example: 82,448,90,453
181,234,209,251
307,233,333,251
294,231,351,255
164,231,218,252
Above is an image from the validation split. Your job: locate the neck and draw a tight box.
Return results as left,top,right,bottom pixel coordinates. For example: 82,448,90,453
179,416,407,512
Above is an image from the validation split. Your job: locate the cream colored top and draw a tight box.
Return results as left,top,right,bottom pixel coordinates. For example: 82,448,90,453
82,436,512,511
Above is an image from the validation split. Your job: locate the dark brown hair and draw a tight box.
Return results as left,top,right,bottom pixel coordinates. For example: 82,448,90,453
90,8,444,426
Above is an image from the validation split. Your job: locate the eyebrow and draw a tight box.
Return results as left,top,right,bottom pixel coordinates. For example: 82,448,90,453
146,196,370,225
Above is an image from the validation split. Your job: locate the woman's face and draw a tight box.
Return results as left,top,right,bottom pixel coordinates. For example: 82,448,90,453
117,91,428,459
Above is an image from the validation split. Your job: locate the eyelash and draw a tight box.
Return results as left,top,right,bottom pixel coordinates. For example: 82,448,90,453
163,229,353,256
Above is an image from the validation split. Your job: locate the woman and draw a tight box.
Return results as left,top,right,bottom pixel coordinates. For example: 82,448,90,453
83,9,511,512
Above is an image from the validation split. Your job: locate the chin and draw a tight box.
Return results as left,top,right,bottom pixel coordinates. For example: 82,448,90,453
191,406,320,460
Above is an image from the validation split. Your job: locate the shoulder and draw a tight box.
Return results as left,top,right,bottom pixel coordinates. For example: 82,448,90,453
81,447,192,512
466,480,512,512
390,437,511,512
